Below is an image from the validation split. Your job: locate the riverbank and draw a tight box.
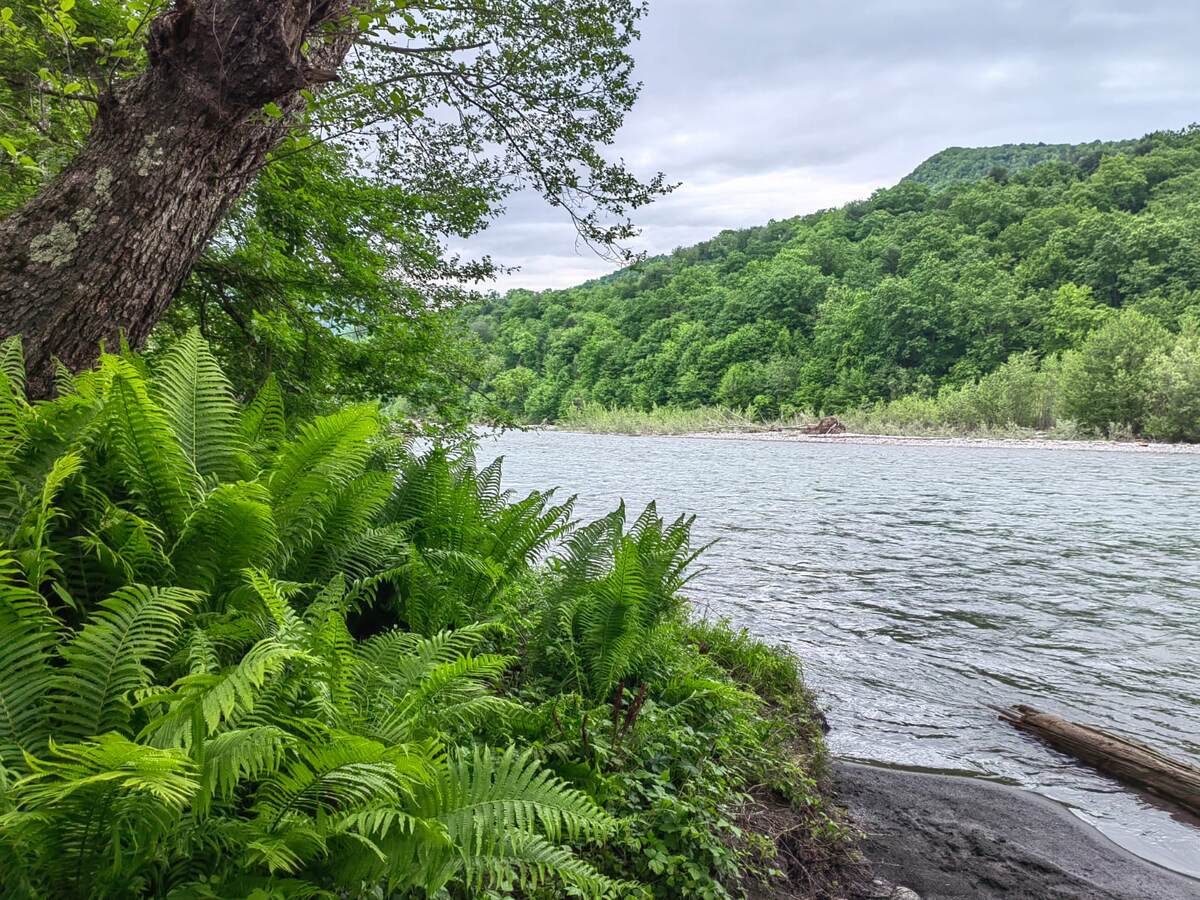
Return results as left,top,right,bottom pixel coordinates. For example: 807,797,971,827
548,403,1200,450
837,762,1200,900
675,428,1200,454
534,423,1200,454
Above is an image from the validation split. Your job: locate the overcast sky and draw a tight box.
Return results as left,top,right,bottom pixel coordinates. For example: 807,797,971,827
459,0,1200,293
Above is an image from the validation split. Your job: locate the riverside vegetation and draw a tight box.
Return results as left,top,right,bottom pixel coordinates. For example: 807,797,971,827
469,129,1200,442
0,331,851,898
0,0,861,893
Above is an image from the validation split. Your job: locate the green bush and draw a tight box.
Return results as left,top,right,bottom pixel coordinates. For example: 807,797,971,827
0,332,848,897
1060,308,1171,435
1145,325,1200,441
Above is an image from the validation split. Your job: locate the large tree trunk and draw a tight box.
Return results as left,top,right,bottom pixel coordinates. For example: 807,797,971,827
0,0,353,397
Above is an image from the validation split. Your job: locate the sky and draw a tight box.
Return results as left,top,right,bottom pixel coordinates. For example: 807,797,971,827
459,0,1200,293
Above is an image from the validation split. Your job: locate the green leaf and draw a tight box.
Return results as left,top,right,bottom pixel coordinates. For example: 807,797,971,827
152,327,243,480
263,102,283,119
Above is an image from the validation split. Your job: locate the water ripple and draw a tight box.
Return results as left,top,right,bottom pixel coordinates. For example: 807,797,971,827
484,431,1200,876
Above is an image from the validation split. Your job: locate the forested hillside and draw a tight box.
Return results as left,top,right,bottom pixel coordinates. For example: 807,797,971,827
469,127,1200,439
905,139,1138,188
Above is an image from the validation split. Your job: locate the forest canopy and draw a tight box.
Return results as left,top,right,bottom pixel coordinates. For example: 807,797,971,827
467,128,1200,439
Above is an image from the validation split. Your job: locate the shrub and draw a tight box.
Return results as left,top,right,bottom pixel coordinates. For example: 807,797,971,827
1145,326,1200,441
1059,308,1171,434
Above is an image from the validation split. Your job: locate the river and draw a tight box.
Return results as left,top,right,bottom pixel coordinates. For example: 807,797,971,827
480,429,1200,877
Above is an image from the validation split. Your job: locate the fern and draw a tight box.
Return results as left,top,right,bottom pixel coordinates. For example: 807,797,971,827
0,555,56,764
9,450,82,591
400,746,619,896
0,334,729,898
267,405,380,565
52,585,198,740
170,483,279,595
239,373,287,451
576,540,650,694
153,328,243,481
102,356,198,540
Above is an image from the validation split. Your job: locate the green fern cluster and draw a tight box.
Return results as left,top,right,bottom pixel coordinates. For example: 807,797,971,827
0,331,620,898
537,502,706,699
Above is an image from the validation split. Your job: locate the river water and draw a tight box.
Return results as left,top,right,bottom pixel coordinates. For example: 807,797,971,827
480,430,1200,877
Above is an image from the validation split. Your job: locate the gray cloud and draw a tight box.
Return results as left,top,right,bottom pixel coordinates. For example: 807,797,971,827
458,0,1200,292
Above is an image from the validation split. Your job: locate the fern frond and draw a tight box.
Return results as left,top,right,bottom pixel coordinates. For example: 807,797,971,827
0,335,24,396
0,337,30,466
0,556,56,764
267,405,381,563
152,328,243,481
239,373,287,450
71,502,170,595
200,725,293,808
142,638,313,746
576,541,649,694
9,450,82,591
288,470,394,581
170,483,279,595
357,624,495,673
401,746,616,896
369,654,517,743
101,356,198,539
52,585,198,740
255,736,432,828
240,818,328,875
18,734,198,810
461,829,624,898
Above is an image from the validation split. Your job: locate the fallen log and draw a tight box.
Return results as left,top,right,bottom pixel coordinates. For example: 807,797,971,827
999,704,1200,817
803,415,846,435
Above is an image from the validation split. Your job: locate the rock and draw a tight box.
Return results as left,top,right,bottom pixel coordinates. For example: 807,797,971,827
863,878,921,900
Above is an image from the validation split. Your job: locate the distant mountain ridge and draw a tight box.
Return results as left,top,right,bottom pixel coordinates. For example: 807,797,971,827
904,138,1141,189
467,126,1200,432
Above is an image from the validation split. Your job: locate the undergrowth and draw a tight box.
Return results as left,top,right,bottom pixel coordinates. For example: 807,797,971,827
0,331,855,898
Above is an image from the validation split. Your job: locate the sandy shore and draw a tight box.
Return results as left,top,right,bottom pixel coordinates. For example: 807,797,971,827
836,762,1200,900
675,430,1200,454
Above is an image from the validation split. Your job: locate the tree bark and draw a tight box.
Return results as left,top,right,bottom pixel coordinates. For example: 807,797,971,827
0,0,354,397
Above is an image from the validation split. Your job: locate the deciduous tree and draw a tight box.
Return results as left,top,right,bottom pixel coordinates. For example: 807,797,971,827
0,0,665,395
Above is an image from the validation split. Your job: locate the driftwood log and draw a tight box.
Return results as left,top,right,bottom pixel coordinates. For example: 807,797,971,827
999,704,1200,817
802,415,847,435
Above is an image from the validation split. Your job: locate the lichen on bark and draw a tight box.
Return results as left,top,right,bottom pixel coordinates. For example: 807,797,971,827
27,208,96,269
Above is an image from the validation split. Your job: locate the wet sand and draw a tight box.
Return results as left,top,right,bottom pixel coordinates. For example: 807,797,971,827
836,762,1200,900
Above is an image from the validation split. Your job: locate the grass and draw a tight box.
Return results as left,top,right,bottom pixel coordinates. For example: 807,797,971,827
554,401,1117,443
556,402,812,435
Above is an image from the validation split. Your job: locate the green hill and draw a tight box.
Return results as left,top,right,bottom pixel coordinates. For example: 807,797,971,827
467,127,1200,439
904,139,1141,189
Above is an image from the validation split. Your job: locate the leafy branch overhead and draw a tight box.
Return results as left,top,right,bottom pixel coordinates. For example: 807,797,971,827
0,0,670,396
